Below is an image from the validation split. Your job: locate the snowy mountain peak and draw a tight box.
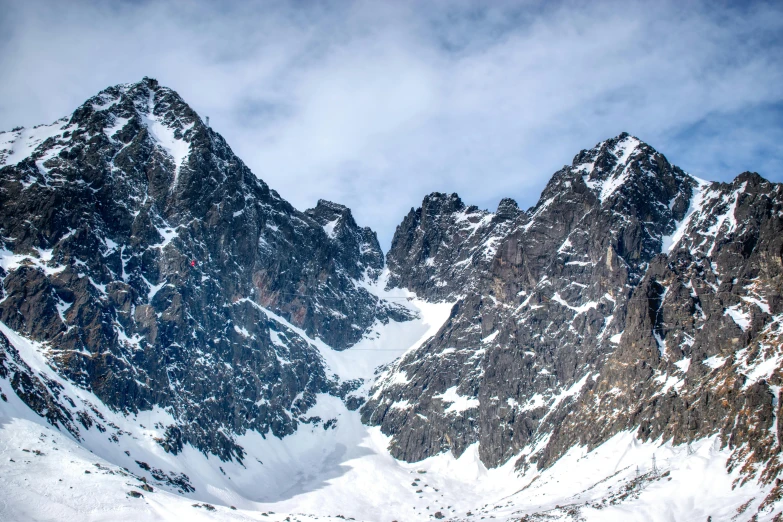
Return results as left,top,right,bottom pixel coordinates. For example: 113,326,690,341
306,199,356,231
77,77,205,188
494,197,521,221
419,192,467,218
0,78,402,470
3,77,783,521
305,199,384,279
385,190,514,300
367,131,783,522
572,132,672,204
0,77,211,197
572,132,640,170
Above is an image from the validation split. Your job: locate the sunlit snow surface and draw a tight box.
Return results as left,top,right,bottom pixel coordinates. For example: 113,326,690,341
0,119,70,168
0,398,768,521
0,273,778,521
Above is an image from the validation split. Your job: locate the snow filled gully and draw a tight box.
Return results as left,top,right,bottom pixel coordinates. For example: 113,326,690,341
0,296,775,521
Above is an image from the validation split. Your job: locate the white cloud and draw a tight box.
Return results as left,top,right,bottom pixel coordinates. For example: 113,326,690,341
1,0,781,247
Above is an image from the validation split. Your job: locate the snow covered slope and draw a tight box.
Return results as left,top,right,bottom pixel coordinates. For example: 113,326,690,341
0,77,417,464
365,136,783,519
2,363,780,521
3,317,780,521
2,79,782,520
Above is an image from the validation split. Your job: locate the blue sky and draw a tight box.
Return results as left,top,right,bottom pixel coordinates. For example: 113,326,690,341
1,0,781,248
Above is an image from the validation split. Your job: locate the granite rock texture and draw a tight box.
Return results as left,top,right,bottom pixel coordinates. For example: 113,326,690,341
364,135,783,494
0,78,401,461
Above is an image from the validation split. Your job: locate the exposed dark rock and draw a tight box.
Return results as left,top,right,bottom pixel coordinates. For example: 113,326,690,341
0,77,404,462
3,78,782,514
385,193,517,300
364,134,783,492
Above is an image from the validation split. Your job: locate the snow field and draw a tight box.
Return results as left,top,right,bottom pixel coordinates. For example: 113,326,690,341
0,275,779,521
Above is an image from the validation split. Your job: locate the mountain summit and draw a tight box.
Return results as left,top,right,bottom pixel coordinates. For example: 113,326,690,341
1,80,782,521
0,77,406,462
366,132,783,491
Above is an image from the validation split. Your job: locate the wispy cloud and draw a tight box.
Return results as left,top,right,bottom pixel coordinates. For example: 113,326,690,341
1,0,781,246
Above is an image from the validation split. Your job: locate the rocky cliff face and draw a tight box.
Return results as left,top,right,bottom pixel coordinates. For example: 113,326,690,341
386,193,520,301
363,134,783,504
552,172,783,487
0,78,403,461
2,79,782,516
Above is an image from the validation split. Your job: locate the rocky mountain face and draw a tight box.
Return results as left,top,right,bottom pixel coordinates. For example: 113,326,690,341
386,193,520,300
0,77,405,462
363,134,783,504
2,79,782,516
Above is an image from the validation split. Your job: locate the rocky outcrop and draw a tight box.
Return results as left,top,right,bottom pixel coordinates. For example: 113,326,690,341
386,193,520,300
363,134,783,493
3,77,782,513
540,173,783,482
0,77,401,460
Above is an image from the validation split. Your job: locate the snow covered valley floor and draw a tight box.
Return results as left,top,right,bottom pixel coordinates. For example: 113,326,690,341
0,291,777,521
1,404,770,522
